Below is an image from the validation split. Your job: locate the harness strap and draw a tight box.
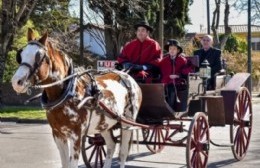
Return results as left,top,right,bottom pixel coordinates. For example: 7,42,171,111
98,101,150,129
40,60,76,110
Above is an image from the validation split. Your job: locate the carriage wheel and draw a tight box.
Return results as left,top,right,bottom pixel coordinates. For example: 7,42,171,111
186,112,210,168
81,134,106,168
142,126,168,154
230,87,252,160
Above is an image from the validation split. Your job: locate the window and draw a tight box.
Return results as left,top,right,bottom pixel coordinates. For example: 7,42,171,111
252,42,256,50
257,42,260,51
252,42,260,51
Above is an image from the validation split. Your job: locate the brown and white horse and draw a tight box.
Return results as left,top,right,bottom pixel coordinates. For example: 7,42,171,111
11,28,142,168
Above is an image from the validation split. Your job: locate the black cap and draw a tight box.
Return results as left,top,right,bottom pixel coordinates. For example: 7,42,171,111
164,39,183,53
134,21,153,32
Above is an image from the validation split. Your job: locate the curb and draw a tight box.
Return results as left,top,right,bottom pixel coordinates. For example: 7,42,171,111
0,117,48,124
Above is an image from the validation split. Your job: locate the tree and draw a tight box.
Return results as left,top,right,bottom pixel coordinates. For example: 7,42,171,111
30,0,77,33
1,0,37,80
211,0,232,49
0,0,80,106
163,0,190,39
86,0,191,58
1,0,37,106
87,0,151,60
145,0,191,41
233,0,260,24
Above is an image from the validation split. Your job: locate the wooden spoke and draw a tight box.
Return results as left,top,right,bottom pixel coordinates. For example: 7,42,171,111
142,127,168,154
186,112,209,168
230,87,252,160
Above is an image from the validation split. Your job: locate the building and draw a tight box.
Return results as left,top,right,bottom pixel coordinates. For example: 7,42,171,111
72,23,106,57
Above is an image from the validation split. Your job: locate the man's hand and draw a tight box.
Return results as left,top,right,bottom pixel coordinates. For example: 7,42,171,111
169,74,179,79
137,70,149,79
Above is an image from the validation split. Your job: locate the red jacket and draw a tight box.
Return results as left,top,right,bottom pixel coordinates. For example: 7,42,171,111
159,54,189,84
117,37,161,66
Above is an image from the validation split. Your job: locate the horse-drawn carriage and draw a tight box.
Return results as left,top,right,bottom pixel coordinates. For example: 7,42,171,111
81,57,252,168
11,30,252,168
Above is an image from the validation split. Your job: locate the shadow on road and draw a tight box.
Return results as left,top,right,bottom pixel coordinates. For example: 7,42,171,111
208,158,237,168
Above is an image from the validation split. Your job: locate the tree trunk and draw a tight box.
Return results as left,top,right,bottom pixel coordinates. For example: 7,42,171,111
211,0,221,48
220,0,231,50
103,9,116,60
211,0,231,49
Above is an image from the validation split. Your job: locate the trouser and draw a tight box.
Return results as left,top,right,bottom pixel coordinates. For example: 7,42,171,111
166,84,176,108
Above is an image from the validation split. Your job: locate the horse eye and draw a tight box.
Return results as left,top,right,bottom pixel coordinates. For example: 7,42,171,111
35,51,42,64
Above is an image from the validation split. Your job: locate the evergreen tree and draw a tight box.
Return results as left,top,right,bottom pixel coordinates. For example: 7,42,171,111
163,0,190,39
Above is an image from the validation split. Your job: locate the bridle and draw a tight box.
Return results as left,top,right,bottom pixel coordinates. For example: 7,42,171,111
16,41,50,84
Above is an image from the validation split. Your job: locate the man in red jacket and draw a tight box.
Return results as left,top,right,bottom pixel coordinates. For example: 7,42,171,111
117,21,161,81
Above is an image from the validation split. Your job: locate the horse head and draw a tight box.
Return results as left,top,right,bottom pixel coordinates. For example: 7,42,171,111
12,28,70,94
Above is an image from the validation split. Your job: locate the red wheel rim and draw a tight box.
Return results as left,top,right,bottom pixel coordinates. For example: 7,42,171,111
186,112,209,168
142,127,167,153
230,87,252,160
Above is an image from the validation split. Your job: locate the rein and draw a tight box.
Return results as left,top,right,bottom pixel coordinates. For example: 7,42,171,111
31,69,95,89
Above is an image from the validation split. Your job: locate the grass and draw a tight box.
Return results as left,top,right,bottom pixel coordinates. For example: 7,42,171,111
0,106,46,120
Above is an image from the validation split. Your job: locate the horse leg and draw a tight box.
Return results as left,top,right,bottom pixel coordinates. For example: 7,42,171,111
68,134,81,168
54,136,69,168
119,129,132,168
101,130,116,168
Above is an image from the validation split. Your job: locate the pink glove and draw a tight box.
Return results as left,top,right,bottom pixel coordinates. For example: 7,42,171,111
137,70,149,79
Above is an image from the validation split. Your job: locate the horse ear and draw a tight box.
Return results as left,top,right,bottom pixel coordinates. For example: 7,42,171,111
39,31,48,46
27,28,36,41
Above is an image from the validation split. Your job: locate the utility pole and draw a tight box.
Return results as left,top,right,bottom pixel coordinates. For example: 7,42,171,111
159,0,164,49
80,0,84,65
247,0,252,93
207,0,210,34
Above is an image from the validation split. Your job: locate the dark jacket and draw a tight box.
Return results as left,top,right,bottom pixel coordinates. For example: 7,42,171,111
194,47,222,89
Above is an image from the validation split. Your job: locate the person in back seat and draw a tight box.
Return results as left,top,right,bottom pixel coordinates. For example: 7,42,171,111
117,21,161,82
159,39,191,108
194,35,223,90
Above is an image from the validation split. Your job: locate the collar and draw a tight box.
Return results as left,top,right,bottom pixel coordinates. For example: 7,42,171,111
203,47,212,52
40,59,76,110
170,55,177,60
137,36,151,43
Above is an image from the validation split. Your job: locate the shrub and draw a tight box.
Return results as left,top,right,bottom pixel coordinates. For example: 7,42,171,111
220,34,247,53
222,51,260,82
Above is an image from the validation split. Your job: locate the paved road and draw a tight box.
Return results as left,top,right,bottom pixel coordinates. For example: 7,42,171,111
1,97,260,168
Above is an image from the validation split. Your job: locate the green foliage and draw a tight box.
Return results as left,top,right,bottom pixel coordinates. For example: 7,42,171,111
13,20,39,49
163,0,190,38
220,34,247,53
145,0,191,39
0,106,45,120
223,51,260,82
3,51,18,83
30,0,77,32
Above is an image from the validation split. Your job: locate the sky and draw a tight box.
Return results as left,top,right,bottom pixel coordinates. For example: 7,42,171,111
185,0,248,33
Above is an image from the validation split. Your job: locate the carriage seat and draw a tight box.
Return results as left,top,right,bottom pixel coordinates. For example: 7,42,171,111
186,55,200,70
